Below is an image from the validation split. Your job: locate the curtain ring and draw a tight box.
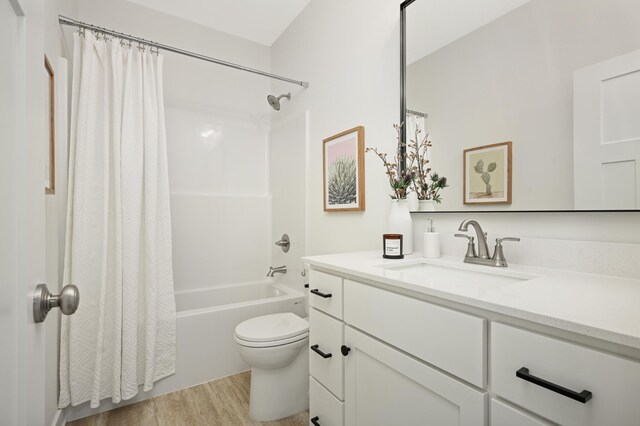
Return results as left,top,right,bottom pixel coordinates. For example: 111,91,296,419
78,27,85,38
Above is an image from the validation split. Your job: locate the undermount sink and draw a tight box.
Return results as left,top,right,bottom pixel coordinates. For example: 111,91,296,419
379,261,537,287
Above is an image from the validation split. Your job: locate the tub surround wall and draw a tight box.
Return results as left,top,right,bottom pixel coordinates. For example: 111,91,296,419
70,0,274,293
270,112,310,295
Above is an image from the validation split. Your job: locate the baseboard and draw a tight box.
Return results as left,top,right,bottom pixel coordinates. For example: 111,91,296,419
51,408,65,426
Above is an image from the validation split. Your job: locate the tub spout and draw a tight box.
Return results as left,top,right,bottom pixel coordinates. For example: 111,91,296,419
267,265,287,277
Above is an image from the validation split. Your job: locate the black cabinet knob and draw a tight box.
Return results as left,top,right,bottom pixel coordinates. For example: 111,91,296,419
341,345,351,356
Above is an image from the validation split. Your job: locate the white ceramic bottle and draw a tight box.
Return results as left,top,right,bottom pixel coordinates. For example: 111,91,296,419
422,218,440,258
388,199,413,254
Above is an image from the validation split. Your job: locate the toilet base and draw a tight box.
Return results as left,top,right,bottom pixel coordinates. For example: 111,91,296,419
248,345,309,421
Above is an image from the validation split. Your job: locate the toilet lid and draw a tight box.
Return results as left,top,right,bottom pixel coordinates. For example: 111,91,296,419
235,313,309,343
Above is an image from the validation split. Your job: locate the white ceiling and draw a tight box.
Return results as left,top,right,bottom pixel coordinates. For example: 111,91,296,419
407,0,532,65
126,0,311,46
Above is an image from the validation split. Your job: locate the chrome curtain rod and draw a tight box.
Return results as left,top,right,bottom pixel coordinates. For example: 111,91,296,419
58,15,310,88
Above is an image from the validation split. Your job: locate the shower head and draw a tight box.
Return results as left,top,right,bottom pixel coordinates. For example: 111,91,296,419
267,93,291,111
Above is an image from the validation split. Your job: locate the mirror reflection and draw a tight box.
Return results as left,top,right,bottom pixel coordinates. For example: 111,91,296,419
404,0,640,211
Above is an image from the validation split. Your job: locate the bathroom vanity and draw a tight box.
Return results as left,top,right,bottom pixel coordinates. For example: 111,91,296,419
304,252,640,426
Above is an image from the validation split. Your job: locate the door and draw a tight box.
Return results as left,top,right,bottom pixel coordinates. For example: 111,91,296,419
343,326,486,426
574,49,640,209
1,0,47,424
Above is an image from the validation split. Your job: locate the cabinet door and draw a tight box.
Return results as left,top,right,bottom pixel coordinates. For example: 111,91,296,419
344,326,486,426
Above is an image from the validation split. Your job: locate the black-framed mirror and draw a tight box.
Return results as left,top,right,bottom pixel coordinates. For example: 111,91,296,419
400,0,640,213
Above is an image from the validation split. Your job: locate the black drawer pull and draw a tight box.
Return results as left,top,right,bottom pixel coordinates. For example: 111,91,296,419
311,416,321,426
341,345,351,356
516,367,592,403
310,289,332,298
310,344,332,359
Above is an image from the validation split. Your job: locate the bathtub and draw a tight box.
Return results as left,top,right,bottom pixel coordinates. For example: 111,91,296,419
153,281,305,396
65,280,304,421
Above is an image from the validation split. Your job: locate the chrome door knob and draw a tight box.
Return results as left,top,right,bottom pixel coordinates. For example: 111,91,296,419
33,283,80,323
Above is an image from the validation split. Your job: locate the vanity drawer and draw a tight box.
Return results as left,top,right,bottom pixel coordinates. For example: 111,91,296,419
343,280,486,387
491,323,640,426
490,398,551,426
309,270,343,319
309,308,344,399
310,377,344,426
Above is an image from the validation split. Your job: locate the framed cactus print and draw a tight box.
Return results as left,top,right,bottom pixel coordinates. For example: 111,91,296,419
464,142,512,205
323,126,365,211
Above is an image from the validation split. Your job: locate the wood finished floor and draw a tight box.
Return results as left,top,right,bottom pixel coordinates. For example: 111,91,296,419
68,371,309,426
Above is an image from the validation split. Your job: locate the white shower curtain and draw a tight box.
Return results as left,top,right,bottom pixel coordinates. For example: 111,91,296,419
59,32,176,408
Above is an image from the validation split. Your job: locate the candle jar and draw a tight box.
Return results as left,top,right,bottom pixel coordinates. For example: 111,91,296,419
383,234,404,259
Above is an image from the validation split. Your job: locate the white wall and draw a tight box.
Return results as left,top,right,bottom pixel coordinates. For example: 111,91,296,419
406,0,640,211
271,0,640,255
271,0,402,255
69,0,274,292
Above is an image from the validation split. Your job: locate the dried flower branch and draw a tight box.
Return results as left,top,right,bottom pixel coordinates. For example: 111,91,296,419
405,122,448,203
365,124,414,200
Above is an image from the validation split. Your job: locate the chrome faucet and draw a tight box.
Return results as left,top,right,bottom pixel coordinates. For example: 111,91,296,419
455,219,520,267
267,265,287,277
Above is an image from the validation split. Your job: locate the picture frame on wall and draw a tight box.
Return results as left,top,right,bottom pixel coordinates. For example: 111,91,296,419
464,141,512,205
44,55,55,194
323,126,365,212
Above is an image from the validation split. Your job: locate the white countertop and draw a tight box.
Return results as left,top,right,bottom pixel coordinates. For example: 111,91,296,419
302,251,640,350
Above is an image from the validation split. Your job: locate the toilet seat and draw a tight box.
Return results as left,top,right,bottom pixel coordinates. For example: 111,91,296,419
235,331,309,348
234,313,309,348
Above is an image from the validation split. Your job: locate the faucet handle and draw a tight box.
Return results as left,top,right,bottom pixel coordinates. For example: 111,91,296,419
455,234,477,259
496,237,520,245
454,233,473,241
492,237,520,266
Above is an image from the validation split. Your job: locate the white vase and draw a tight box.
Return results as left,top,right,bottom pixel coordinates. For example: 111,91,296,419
387,199,413,254
418,200,436,211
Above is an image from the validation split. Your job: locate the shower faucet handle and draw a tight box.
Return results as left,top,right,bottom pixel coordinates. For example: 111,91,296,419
274,234,290,253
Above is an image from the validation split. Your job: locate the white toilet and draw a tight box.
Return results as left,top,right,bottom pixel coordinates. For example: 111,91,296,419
234,312,309,421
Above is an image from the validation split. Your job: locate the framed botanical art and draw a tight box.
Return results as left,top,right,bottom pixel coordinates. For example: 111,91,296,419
44,55,55,194
464,141,512,205
323,126,365,211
